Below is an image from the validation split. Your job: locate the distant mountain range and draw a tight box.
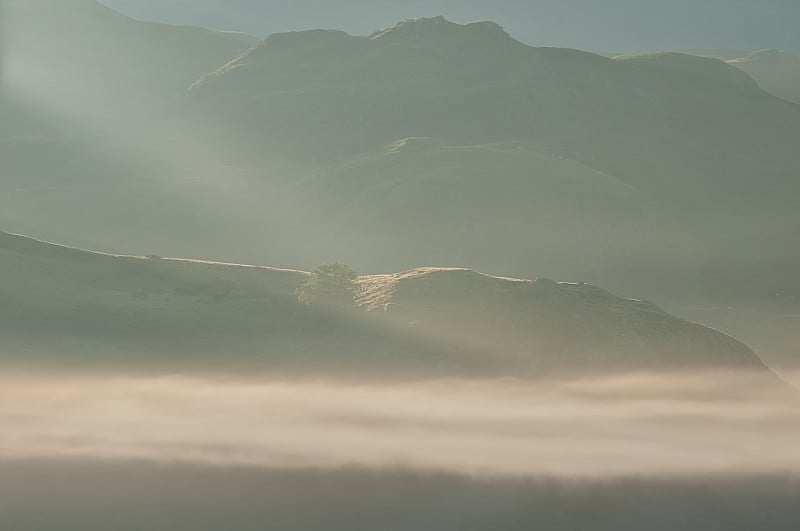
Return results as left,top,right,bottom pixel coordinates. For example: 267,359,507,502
98,0,800,54
0,230,770,375
185,17,800,300
1,3,798,311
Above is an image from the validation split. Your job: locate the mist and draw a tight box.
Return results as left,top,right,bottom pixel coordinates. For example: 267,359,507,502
2,1,799,528
3,370,798,477
5,370,800,528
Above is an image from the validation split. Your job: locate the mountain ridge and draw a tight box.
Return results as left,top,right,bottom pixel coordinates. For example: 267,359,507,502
2,8,799,338
727,49,800,104
0,230,771,376
181,19,800,303
369,16,514,44
97,0,800,54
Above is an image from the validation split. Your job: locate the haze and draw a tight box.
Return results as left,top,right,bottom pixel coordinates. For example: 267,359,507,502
98,0,800,53
3,371,799,476
1,0,798,528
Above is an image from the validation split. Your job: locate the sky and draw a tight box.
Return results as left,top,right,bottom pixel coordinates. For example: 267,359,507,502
100,0,800,53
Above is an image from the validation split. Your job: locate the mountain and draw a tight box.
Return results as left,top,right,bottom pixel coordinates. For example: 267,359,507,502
2,12,799,308
192,19,788,162
1,0,256,110
727,50,800,105
669,49,800,105
0,230,770,375
0,0,262,251
186,18,800,299
99,0,800,54
285,138,705,288
190,18,800,197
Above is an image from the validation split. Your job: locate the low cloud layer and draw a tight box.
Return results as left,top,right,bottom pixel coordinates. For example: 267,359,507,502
1,371,798,477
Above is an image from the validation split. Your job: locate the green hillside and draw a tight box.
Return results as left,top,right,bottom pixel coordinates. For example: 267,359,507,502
0,0,260,252
2,0,256,109
673,49,800,105
2,12,798,307
0,231,770,375
187,20,800,299
728,50,800,105
288,139,704,287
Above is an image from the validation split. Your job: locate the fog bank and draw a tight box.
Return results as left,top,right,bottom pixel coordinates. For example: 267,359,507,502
2,371,798,477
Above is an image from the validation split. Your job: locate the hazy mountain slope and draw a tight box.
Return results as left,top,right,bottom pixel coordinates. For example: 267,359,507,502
672,49,800,105
2,11,798,307
358,267,765,370
287,139,705,290
678,49,754,61
187,18,800,298
99,0,800,54
191,19,800,197
0,0,262,252
1,0,256,111
0,231,770,374
0,98,296,260
727,50,800,105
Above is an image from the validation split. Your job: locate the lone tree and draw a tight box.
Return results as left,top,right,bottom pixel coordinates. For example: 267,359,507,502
296,263,359,309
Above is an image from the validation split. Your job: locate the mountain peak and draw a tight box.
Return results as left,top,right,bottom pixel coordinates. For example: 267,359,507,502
369,16,514,46
256,28,361,52
369,16,453,40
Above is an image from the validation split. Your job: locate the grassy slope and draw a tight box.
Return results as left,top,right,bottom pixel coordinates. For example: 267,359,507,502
3,15,798,303
3,13,798,366
680,49,800,105
728,50,800,105
191,20,800,194
289,139,705,292
2,0,257,106
0,0,261,253
0,231,769,374
186,19,800,299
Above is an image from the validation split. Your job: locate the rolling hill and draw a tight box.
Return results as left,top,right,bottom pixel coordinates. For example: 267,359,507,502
2,10,798,310
285,138,706,289
189,17,800,197
668,49,800,105
0,230,771,375
186,17,800,300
